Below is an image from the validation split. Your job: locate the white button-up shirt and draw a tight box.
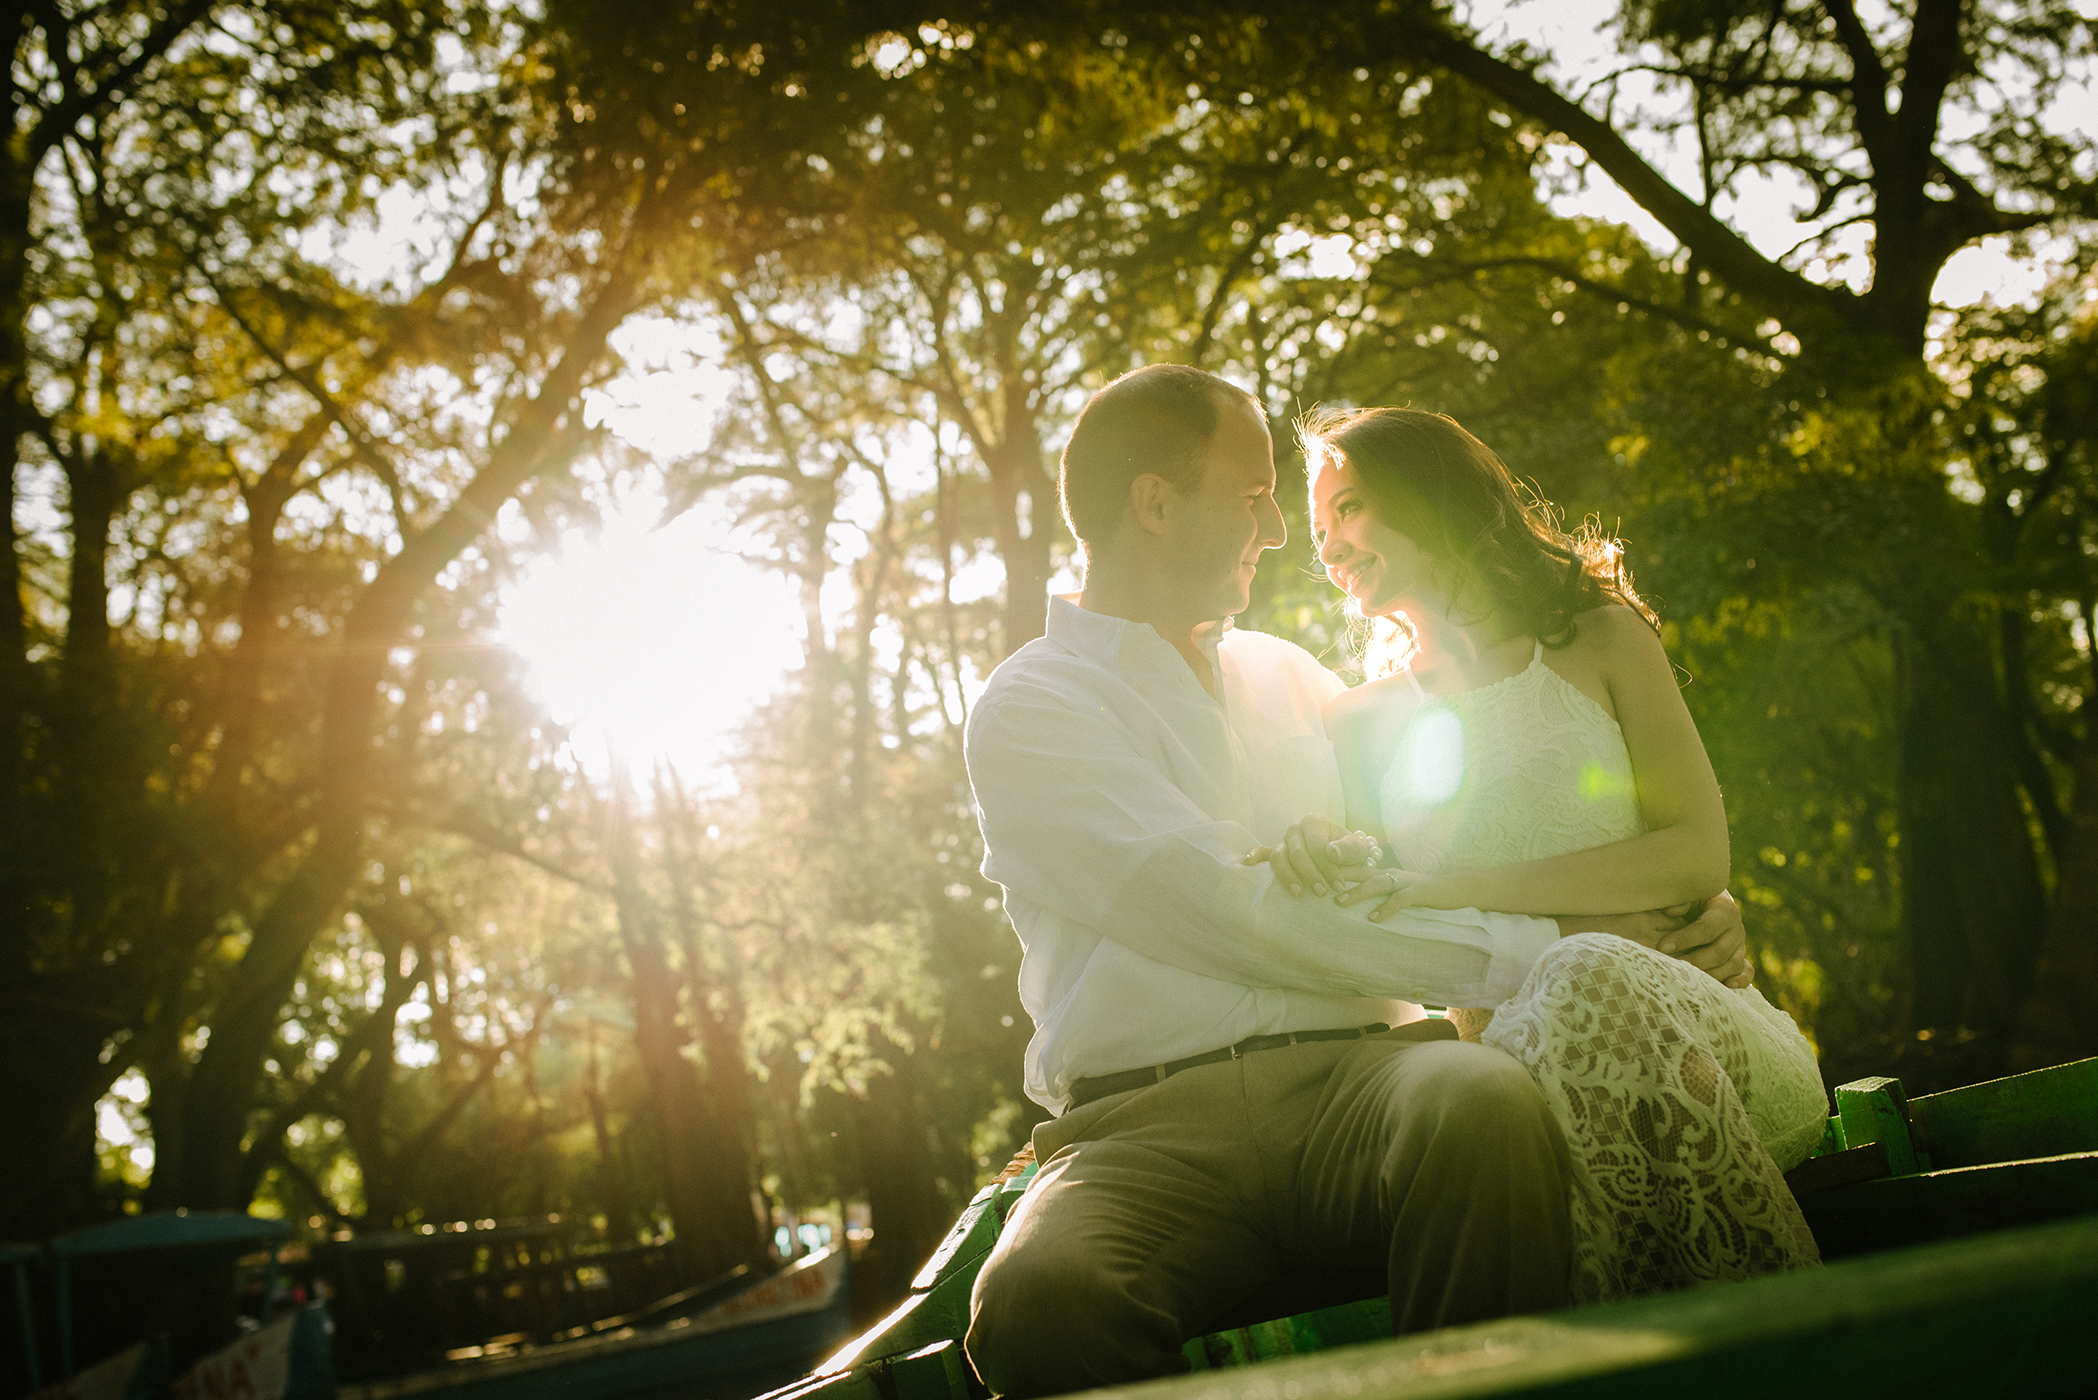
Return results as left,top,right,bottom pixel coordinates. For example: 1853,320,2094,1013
965,596,1561,1113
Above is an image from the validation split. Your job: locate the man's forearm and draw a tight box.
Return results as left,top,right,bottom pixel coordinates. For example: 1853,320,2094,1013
1106,842,1560,1006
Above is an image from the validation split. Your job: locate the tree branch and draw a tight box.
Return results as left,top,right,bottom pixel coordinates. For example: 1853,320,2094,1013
430,811,613,893
1394,17,1855,327
1821,0,1895,167
201,275,414,528
1887,0,1966,199
26,0,217,165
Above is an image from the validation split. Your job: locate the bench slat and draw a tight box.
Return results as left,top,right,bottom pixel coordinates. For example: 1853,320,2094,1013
1907,1056,2098,1169
1083,1217,2098,1400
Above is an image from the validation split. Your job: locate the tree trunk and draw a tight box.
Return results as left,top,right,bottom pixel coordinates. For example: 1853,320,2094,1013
849,1046,953,1308
584,1027,636,1241
0,1015,111,1237
163,258,643,1208
607,781,765,1282
1,88,36,968
983,422,1054,657
659,778,762,1248
1893,620,2049,1059
53,446,121,940
2009,698,2098,1071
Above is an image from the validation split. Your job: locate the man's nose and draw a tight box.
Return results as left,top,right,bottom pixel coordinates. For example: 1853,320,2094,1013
1259,494,1287,549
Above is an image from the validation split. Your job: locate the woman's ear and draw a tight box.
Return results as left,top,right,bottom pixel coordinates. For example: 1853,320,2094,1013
1127,472,1175,537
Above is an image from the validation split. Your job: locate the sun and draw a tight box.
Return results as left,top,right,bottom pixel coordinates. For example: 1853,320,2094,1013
497,484,804,785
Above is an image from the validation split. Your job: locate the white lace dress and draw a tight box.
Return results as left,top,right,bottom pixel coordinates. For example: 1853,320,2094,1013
1379,642,1827,1300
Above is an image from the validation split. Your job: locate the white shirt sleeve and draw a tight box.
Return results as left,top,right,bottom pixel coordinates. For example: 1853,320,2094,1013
967,687,1558,1008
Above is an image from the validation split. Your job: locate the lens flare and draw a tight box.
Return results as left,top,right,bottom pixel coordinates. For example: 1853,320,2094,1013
1397,707,1465,807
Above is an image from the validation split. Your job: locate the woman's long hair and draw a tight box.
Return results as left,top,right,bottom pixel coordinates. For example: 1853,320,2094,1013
1300,407,1657,673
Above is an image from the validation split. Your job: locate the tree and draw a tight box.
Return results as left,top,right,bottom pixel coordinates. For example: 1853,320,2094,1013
6,0,473,1236
4,0,815,1236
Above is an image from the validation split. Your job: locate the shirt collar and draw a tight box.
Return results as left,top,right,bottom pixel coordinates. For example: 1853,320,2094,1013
1047,594,1237,673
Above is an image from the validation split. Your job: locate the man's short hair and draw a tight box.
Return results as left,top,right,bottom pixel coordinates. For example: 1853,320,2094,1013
1059,364,1261,552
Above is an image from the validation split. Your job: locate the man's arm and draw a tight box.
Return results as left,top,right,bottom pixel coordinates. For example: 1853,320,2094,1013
967,688,1559,1009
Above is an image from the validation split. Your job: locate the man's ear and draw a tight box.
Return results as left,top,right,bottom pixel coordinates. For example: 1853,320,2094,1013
1127,473,1175,537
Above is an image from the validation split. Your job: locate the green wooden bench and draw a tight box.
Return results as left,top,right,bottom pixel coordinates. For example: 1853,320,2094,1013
1785,1055,2098,1257
762,1055,2098,1400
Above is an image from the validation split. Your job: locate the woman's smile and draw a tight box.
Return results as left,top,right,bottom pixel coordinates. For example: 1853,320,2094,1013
1329,553,1379,601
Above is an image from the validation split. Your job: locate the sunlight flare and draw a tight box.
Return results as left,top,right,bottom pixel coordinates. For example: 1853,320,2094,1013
497,488,804,783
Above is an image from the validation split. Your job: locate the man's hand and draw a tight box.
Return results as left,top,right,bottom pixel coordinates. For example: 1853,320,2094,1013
1662,891,1753,988
1554,892,1754,990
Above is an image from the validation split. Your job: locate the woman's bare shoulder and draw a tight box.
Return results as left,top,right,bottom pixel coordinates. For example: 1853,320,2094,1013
1324,673,1423,732
1560,606,1673,704
1568,604,1664,656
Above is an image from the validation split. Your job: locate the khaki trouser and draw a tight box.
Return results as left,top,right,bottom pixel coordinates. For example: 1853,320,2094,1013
965,1026,1573,1398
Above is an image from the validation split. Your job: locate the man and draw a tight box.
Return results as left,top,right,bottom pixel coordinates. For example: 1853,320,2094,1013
961,365,1750,1397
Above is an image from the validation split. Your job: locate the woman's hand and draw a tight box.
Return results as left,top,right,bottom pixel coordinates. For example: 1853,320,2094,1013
1244,816,1380,897
1333,867,1454,919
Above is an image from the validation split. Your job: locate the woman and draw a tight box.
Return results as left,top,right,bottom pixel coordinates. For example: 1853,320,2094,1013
1259,406,1827,1301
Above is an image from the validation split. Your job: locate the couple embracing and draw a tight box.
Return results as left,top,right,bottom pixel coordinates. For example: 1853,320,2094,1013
959,365,1827,1398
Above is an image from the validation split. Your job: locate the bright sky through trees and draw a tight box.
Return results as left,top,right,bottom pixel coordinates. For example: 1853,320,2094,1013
494,313,801,783
1466,0,2087,304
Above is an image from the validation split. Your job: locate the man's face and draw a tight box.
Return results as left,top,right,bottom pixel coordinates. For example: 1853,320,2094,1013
1158,398,1287,619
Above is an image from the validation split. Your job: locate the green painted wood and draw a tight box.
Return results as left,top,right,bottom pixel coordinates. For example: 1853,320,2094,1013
764,1339,970,1400
908,1193,1001,1293
1799,1149,2098,1259
756,1363,885,1400
1782,1140,1888,1196
993,1166,1039,1218
1833,1076,1930,1174
817,1162,1039,1382
887,1341,972,1400
809,1284,965,1376
1183,1296,1394,1370
1083,1216,2098,1400
908,1163,1039,1294
1907,1056,2098,1169
814,1262,980,1378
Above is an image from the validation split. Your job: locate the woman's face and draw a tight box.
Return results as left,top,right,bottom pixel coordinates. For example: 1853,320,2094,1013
1310,447,1432,617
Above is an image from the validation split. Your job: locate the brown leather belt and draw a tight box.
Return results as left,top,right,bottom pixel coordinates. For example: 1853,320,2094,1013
1067,1023,1395,1110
